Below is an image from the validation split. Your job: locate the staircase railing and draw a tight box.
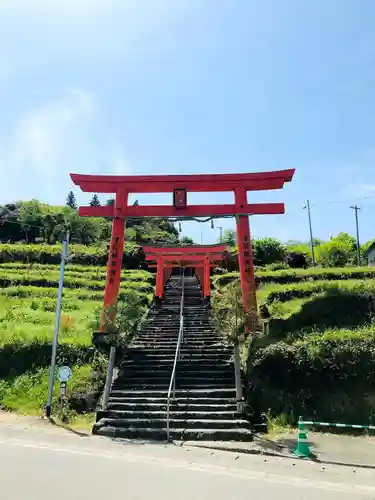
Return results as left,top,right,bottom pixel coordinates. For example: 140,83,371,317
166,271,185,441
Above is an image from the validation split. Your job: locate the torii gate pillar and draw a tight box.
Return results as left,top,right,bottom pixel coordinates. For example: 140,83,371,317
203,258,211,298
155,259,164,299
235,189,256,313
102,199,127,327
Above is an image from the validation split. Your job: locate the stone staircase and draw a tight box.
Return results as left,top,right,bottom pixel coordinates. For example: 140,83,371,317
93,275,253,441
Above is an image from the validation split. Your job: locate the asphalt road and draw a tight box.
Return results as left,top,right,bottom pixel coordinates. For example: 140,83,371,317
1,432,374,500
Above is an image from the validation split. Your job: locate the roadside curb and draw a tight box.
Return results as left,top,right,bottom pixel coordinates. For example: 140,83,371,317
180,441,292,460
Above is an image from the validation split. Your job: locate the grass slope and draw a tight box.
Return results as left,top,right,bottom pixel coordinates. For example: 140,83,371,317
213,267,375,426
0,262,154,421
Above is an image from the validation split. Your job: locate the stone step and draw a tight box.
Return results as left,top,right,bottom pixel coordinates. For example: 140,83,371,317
125,353,232,361
93,425,254,442
129,343,227,349
133,336,223,342
114,383,235,390
96,417,251,430
119,362,232,370
128,346,232,352
118,369,234,378
119,363,233,371
109,388,237,398
106,410,241,419
107,402,238,411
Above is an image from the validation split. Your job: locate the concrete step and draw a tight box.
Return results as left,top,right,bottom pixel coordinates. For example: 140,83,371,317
106,410,241,419
119,361,232,368
109,388,237,398
118,370,234,379
125,353,232,359
118,364,233,373
113,383,235,390
107,402,238,411
93,426,254,442
96,417,251,430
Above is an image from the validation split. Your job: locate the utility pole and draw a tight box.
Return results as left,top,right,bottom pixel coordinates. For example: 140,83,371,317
46,230,70,418
303,200,315,267
217,226,223,243
350,204,361,266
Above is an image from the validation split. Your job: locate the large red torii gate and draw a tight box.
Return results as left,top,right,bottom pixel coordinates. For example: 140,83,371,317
143,244,228,299
70,169,294,331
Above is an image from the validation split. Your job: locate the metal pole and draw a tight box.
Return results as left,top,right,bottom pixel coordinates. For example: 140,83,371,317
350,204,361,266
102,346,116,410
304,200,315,267
234,341,243,412
46,230,70,418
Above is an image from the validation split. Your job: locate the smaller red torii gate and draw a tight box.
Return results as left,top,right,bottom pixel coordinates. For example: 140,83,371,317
143,244,228,299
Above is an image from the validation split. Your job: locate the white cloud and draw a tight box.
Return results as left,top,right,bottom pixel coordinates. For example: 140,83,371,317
10,88,93,175
0,0,197,59
0,88,140,204
110,145,133,175
0,88,95,202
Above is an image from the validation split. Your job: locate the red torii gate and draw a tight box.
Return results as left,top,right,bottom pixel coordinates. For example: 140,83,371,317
143,244,228,299
70,169,294,331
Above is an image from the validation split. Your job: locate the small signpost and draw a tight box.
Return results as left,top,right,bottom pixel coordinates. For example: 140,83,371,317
58,366,72,409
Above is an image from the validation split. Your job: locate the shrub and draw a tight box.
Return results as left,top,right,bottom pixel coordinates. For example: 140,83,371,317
266,291,375,339
0,243,144,268
213,267,375,288
252,237,285,266
248,331,375,424
284,250,307,269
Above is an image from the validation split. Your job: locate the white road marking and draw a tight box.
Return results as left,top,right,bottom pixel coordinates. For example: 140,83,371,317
0,437,374,495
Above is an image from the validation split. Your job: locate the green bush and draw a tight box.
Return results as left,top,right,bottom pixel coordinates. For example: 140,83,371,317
262,279,375,304
0,269,154,293
213,267,375,288
266,292,375,339
0,242,144,268
249,330,375,424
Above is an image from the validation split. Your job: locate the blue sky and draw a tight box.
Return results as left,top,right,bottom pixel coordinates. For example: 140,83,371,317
1,0,375,244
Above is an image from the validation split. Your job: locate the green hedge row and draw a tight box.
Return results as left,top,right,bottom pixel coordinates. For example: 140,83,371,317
0,342,95,378
0,270,154,293
0,243,144,268
213,267,375,288
249,330,375,424
1,285,152,305
0,267,154,284
266,292,375,339
263,279,375,304
0,262,153,281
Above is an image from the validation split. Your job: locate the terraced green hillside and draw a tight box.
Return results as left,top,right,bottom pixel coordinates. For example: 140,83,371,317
0,262,154,424
213,267,375,426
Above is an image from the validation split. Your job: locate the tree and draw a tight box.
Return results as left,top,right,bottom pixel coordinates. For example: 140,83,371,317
222,229,237,246
106,198,115,206
68,212,103,245
181,236,194,245
66,191,77,209
0,203,24,242
18,200,43,243
42,213,67,244
252,237,285,266
90,194,101,207
284,250,308,268
316,233,356,267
